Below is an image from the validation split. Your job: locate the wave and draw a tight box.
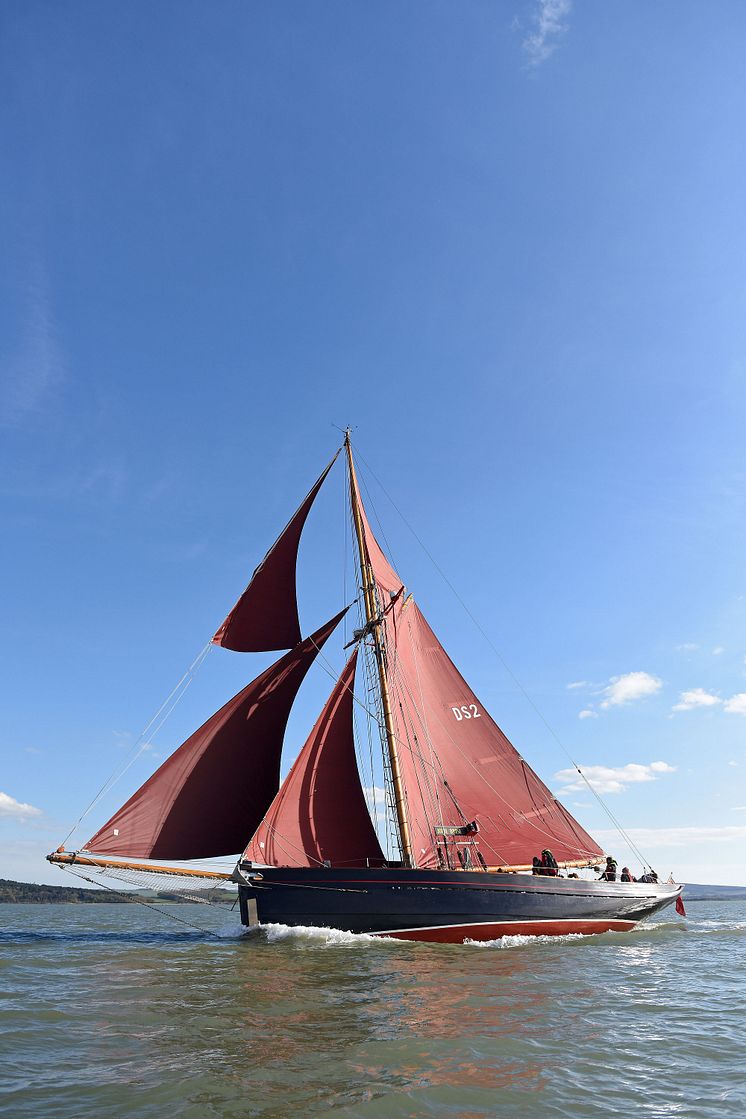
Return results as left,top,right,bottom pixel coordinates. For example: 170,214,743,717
245,922,395,946
0,928,212,946
465,931,589,948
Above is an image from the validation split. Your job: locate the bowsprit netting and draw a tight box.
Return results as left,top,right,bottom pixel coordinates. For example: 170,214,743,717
58,861,237,908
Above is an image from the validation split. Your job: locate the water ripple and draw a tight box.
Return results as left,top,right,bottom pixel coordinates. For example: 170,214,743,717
0,899,743,1119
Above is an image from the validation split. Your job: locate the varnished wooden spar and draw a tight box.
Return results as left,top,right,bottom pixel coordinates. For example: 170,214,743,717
345,431,415,868
483,858,601,873
46,850,233,880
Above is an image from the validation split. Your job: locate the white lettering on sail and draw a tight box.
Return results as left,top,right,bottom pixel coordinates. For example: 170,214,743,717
452,704,482,720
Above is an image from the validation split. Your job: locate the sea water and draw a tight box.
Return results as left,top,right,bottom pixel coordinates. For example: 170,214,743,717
1,900,744,1118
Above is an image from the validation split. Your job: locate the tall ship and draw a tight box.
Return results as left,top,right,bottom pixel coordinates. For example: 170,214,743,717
48,433,682,942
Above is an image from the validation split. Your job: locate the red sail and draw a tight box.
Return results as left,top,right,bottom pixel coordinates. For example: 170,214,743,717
383,599,604,869
85,609,347,860
350,473,603,870
213,452,338,652
356,486,402,598
243,650,385,868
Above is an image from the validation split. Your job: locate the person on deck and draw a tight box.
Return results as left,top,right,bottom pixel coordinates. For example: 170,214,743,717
532,857,542,875
621,867,636,882
638,869,659,883
599,856,618,881
540,849,559,876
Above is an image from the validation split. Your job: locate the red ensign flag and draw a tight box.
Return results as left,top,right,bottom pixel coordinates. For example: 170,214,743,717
675,895,687,917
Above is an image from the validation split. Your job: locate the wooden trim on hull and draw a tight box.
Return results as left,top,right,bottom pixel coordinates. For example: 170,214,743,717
376,918,638,943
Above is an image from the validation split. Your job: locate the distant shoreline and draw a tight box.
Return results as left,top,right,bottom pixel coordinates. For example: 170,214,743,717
0,878,237,904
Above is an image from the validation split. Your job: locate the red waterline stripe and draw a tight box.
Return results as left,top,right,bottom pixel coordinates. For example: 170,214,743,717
374,918,637,943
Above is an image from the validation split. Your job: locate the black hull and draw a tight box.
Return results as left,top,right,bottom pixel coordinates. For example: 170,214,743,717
238,868,682,943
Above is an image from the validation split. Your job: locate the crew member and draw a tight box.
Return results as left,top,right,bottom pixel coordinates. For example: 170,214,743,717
599,856,618,881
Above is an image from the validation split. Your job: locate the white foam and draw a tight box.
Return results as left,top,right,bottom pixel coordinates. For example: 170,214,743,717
253,922,394,946
213,922,255,939
465,932,588,948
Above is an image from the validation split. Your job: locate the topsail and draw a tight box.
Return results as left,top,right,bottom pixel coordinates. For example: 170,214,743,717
213,452,338,652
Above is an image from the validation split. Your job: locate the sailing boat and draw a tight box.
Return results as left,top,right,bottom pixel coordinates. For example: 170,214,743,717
48,433,682,942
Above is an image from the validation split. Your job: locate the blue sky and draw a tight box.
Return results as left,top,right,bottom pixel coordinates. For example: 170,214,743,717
2,1,745,886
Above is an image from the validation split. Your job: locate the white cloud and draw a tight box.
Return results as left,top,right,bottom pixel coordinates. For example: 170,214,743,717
567,681,588,690
732,806,746,812
712,646,724,655
578,709,597,719
363,785,388,832
522,0,572,68
555,761,676,796
0,792,42,821
672,688,721,712
596,825,746,849
675,643,699,652
599,672,662,709
724,693,746,715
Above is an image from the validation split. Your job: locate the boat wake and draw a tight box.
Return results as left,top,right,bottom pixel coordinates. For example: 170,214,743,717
244,922,395,946
465,932,589,949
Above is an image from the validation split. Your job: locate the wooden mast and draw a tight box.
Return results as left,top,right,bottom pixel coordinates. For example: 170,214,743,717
344,431,414,868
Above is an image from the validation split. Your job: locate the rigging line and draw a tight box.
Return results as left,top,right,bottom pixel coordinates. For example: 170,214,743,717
353,447,651,869
347,480,380,830
385,636,598,860
385,644,442,840
257,820,326,867
60,640,214,848
399,609,445,827
356,465,403,583
59,867,229,936
343,458,349,646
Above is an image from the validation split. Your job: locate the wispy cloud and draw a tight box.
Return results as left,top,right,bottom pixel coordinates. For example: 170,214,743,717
600,672,662,709
672,688,721,712
363,785,388,831
0,791,43,822
555,761,675,796
725,693,746,715
675,642,699,652
712,646,724,656
523,0,572,69
578,709,598,720
0,257,64,427
567,680,588,690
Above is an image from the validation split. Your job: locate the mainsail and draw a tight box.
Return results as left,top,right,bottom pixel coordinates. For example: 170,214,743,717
84,609,347,860
213,452,338,652
349,468,604,870
242,649,385,868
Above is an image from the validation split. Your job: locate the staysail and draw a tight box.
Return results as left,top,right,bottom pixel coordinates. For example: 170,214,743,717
243,649,385,868
349,470,604,869
84,609,347,860
213,452,338,652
